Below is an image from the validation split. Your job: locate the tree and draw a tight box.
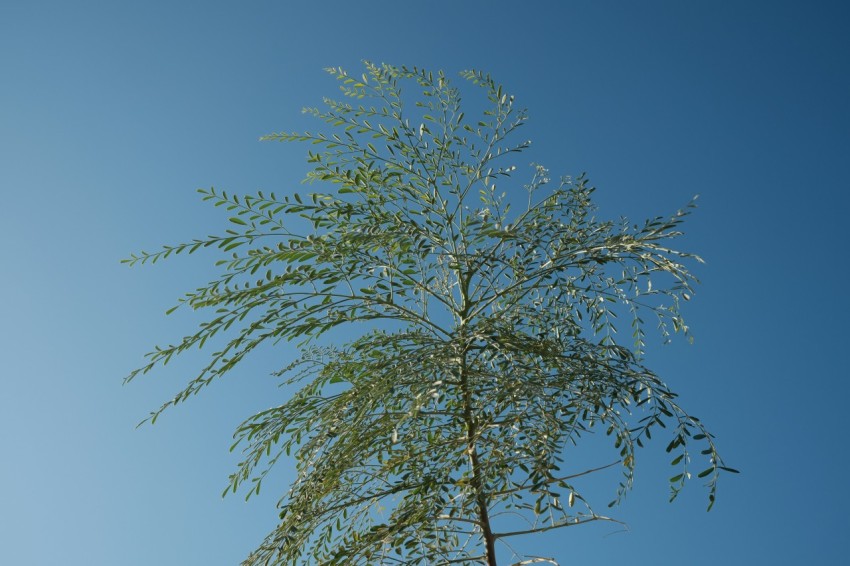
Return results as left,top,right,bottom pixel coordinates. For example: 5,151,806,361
125,62,736,566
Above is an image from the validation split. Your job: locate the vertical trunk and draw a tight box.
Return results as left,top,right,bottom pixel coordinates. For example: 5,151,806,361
469,443,498,566
457,259,496,564
459,341,498,566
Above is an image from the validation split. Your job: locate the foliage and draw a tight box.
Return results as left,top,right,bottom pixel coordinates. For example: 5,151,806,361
125,62,736,566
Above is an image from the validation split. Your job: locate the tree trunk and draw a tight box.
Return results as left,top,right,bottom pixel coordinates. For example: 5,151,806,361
459,340,498,566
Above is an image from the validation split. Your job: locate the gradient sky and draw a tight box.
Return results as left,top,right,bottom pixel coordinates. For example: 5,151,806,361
2,1,849,564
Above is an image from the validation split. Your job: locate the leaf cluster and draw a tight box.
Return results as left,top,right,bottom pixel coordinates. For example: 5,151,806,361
126,62,736,565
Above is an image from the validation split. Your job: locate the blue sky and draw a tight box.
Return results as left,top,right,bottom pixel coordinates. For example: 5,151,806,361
2,1,848,564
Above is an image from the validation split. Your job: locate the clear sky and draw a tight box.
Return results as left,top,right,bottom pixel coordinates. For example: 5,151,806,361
2,1,848,564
